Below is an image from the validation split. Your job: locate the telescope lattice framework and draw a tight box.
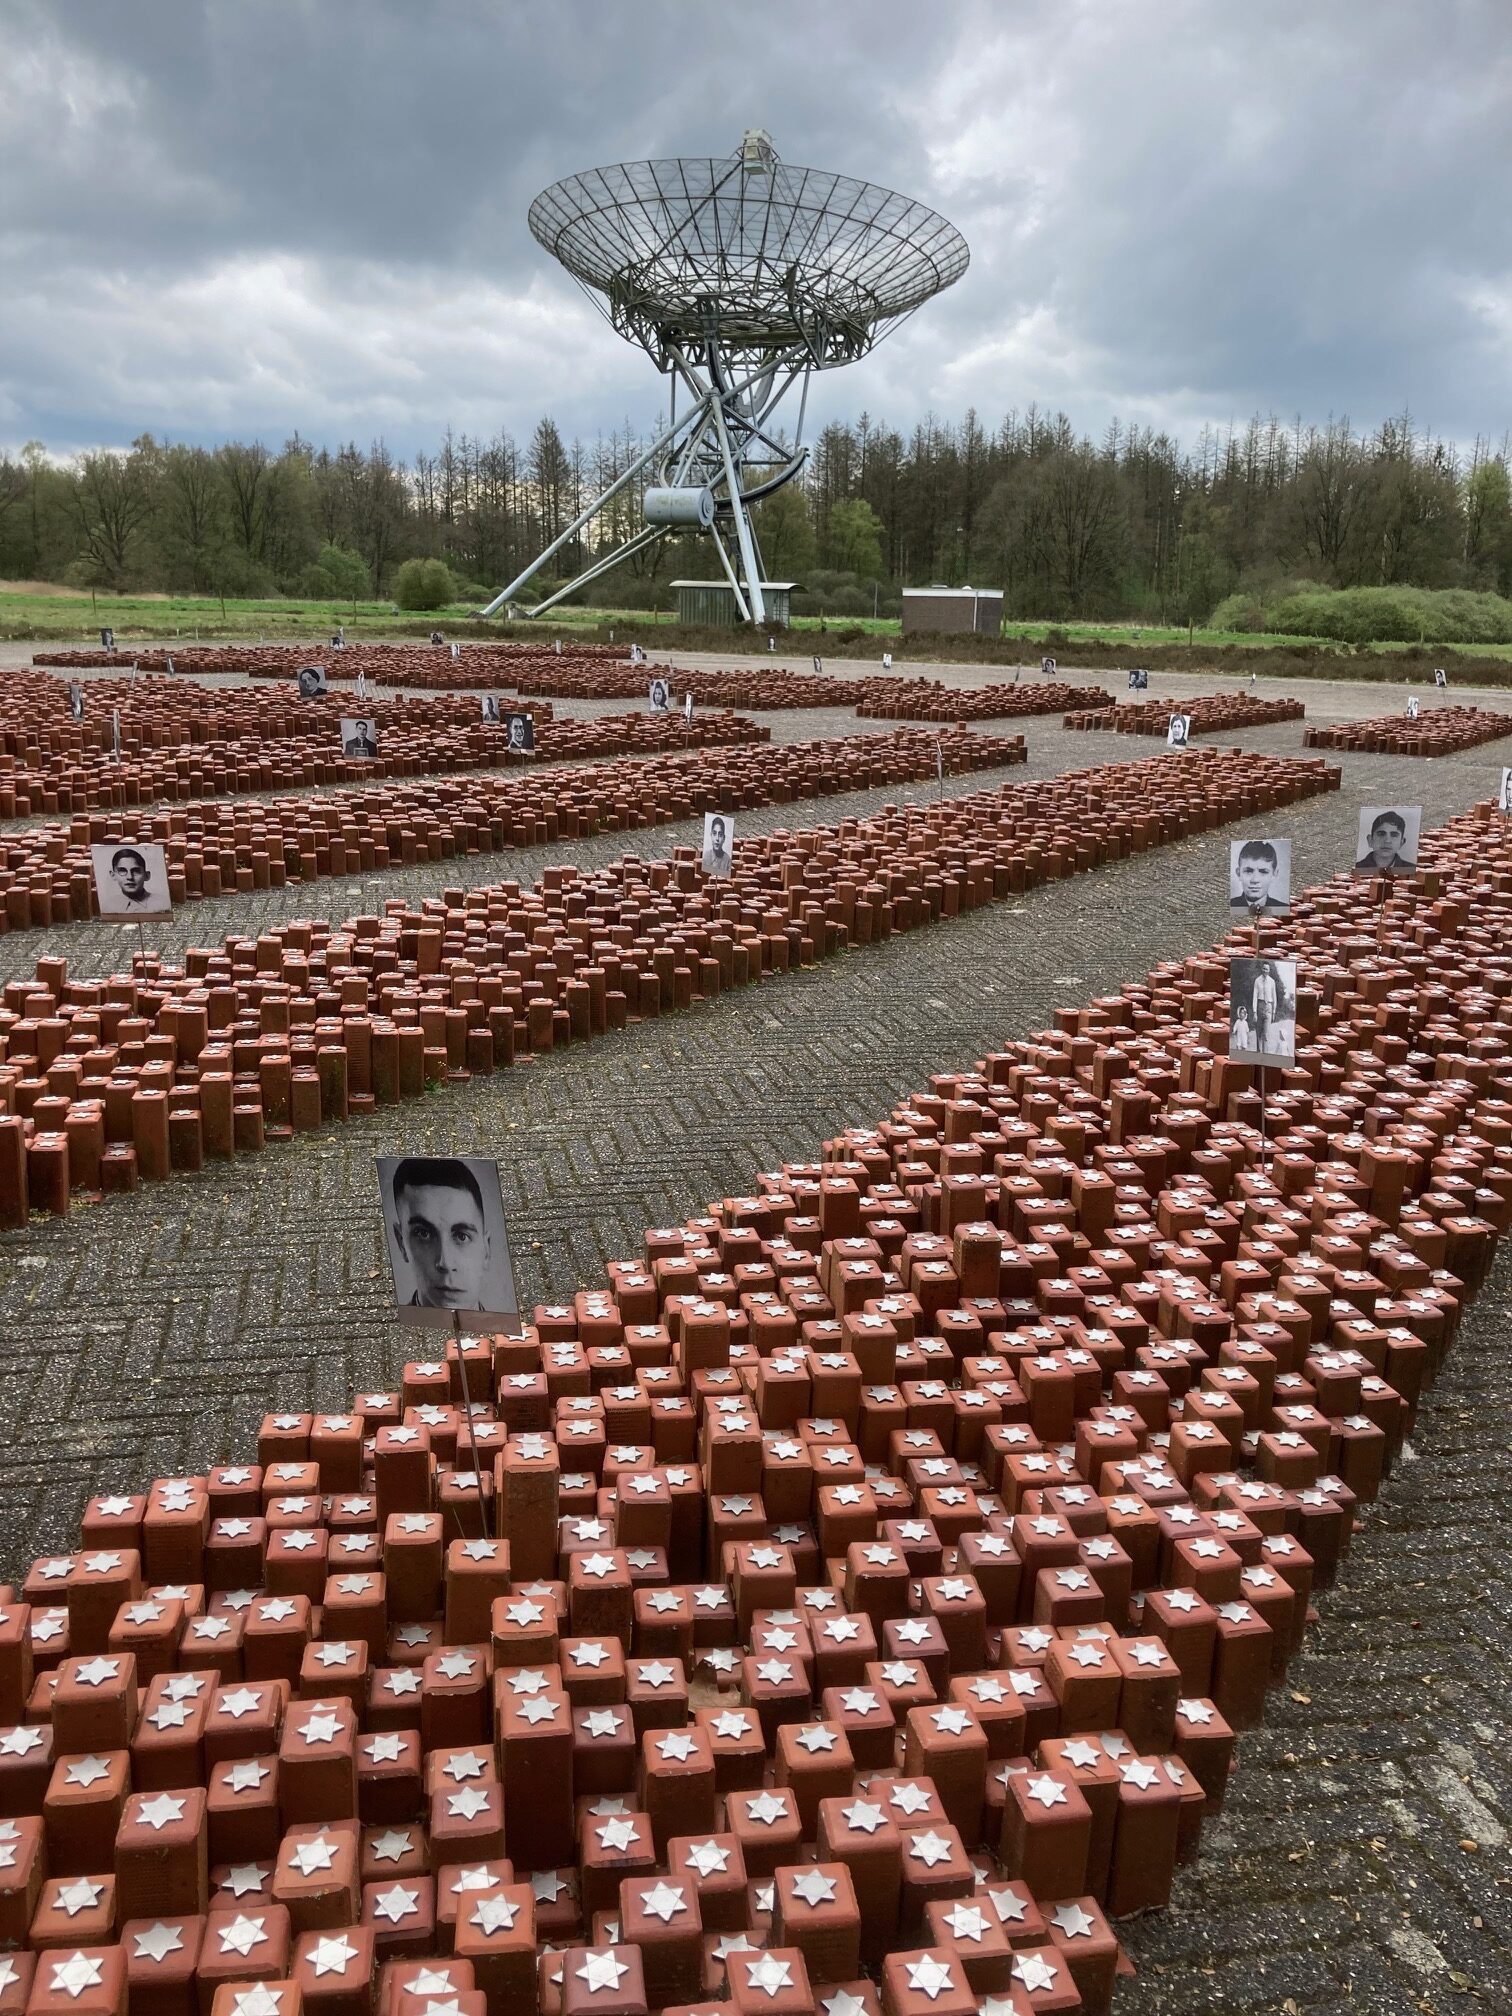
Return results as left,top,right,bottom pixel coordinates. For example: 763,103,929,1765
479,132,969,625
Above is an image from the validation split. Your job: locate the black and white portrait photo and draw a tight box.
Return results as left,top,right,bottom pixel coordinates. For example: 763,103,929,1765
1500,769,1512,814
481,694,501,724
648,676,671,712
1229,956,1298,1069
1435,667,1448,688
67,681,84,721
99,627,115,651
1042,655,1057,677
340,716,379,758
376,1154,517,1326
1229,837,1292,918
702,811,734,878
1354,804,1421,876
505,712,535,752
682,692,693,723
1166,712,1192,747
296,665,328,699
882,651,893,669
1406,696,1421,720
429,630,444,645
1128,667,1149,690
90,840,172,922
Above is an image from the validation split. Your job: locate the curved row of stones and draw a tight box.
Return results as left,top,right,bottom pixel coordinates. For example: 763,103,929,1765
1,790,1508,2016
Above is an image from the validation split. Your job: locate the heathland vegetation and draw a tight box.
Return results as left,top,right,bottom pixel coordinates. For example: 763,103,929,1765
2,407,1509,636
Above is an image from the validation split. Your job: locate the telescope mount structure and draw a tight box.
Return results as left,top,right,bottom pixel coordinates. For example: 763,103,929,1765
479,131,969,626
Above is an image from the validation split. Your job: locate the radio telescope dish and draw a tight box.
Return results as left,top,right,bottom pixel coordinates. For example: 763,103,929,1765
480,133,968,626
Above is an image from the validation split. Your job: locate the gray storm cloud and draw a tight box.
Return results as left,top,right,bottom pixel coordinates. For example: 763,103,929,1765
1,0,1508,455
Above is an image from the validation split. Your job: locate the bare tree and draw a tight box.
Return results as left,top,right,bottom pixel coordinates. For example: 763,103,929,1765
218,440,271,558
161,444,221,588
69,447,155,586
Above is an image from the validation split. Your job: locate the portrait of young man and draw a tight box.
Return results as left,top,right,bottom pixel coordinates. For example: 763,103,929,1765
1229,837,1292,918
1354,806,1420,876
90,840,173,921
506,713,535,752
377,1154,516,1325
341,717,379,757
481,694,501,724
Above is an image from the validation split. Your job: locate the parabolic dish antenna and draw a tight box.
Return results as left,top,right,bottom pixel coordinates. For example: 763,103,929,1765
479,131,969,625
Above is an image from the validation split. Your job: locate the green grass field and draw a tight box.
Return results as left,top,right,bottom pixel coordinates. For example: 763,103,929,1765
6,585,1512,664
0,587,1331,648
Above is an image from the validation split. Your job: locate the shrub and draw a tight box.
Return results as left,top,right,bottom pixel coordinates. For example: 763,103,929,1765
393,557,457,611
1214,582,1512,645
211,552,277,598
313,543,370,599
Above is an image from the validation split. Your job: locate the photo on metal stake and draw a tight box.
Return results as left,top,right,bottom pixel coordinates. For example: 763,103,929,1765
1406,696,1420,720
702,810,734,877
68,681,84,721
1499,768,1512,814
1128,667,1149,690
340,716,379,758
296,665,329,699
376,1154,518,1327
648,676,671,712
505,712,535,752
1229,955,1298,1069
90,840,173,922
480,694,501,724
1229,837,1292,918
1353,804,1421,876
1166,712,1191,747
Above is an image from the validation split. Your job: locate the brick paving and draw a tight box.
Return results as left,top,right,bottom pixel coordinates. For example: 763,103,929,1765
0,649,1508,2010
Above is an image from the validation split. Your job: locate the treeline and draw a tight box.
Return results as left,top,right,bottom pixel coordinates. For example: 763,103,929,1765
2,407,1510,623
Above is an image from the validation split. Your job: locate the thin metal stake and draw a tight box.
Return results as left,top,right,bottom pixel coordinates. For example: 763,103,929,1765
1257,1061,1270,1172
451,1310,492,1542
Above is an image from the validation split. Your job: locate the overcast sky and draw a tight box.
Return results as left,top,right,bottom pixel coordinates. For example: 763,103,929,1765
2,0,1509,463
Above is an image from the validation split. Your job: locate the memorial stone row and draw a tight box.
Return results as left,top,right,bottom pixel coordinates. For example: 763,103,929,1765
0,748,1335,1219
1,800,1509,2014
